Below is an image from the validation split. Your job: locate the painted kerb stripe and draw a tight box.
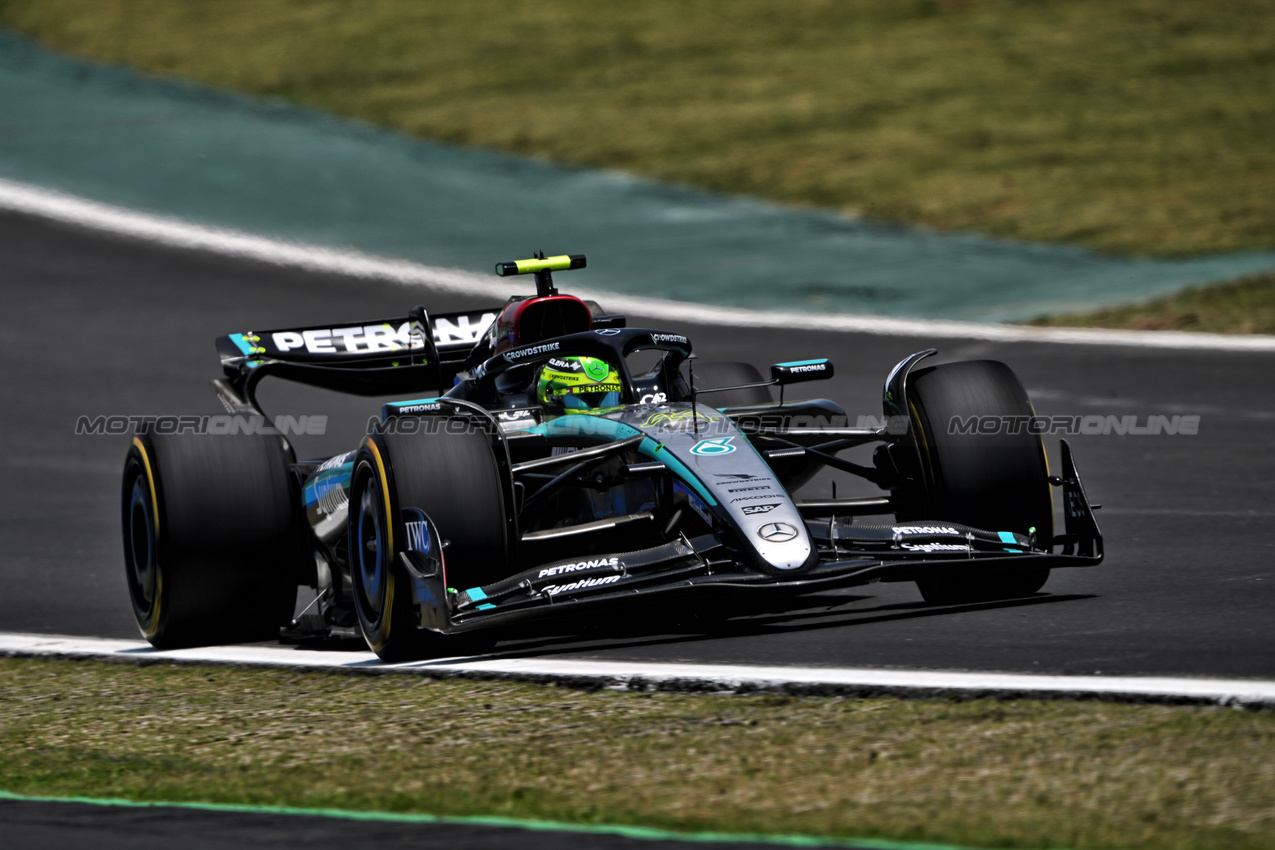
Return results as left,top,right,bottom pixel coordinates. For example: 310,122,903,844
2,633,1273,709
2,176,1274,352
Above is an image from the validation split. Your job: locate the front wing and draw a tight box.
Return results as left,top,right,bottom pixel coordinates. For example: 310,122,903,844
401,441,1103,635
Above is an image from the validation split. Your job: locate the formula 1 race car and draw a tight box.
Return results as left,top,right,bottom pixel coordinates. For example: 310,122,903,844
121,254,1103,659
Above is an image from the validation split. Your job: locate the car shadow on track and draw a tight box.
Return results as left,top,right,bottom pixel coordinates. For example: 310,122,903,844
467,592,1097,664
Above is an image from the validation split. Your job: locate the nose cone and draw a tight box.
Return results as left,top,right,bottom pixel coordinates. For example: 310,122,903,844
753,521,814,571
618,402,818,575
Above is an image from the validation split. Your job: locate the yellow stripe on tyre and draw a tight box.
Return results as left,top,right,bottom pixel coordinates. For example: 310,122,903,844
365,439,395,649
131,437,163,638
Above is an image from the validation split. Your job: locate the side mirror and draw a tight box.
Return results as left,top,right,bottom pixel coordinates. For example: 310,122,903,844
770,359,834,386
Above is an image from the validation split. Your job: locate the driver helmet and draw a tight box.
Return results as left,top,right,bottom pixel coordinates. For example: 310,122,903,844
535,356,621,414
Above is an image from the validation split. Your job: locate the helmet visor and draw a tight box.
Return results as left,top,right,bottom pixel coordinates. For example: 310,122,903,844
537,357,622,412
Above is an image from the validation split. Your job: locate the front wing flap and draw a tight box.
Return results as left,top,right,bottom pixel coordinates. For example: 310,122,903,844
395,438,1104,635
401,532,1102,637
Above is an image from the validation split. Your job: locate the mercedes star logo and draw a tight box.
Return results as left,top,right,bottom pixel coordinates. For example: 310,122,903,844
757,522,798,543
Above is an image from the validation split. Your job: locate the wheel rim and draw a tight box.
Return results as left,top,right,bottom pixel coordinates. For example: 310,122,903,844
355,478,387,618
124,468,158,617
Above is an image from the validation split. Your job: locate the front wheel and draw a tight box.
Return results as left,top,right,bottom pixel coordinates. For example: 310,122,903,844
349,421,509,661
903,360,1053,604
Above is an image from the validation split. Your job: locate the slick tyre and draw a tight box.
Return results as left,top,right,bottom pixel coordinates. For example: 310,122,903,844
693,362,773,406
121,432,305,648
349,421,508,661
904,360,1053,604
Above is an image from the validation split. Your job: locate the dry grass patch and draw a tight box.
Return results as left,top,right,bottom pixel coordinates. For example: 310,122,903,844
2,657,1274,849
1026,270,1275,333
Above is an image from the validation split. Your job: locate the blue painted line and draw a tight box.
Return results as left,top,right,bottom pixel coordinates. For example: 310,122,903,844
302,463,353,508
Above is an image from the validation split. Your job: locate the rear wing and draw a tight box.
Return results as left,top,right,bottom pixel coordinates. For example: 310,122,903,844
213,306,500,412
213,303,624,413
217,307,499,364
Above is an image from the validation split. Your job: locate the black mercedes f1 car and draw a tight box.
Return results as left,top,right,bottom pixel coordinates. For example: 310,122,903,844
121,254,1103,659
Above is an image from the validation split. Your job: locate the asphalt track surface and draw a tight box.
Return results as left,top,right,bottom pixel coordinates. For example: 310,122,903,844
4,208,1275,680
0,798,865,850
4,209,1275,849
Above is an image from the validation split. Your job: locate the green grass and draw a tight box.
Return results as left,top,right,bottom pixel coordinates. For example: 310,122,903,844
3,657,1275,850
1025,270,1275,333
1,0,1272,258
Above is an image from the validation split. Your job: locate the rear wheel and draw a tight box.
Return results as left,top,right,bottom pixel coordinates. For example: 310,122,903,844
349,420,508,661
903,360,1053,604
693,361,772,407
121,432,304,648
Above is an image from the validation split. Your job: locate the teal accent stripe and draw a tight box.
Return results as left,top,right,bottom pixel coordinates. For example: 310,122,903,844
228,333,255,355
774,359,829,367
526,417,719,507
477,603,496,610
0,789,985,850
639,437,717,506
303,463,353,508
525,417,641,441
998,530,1022,553
466,586,488,602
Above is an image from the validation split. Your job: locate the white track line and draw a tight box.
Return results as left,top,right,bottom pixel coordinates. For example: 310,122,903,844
3,176,1274,352
3,633,1273,709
